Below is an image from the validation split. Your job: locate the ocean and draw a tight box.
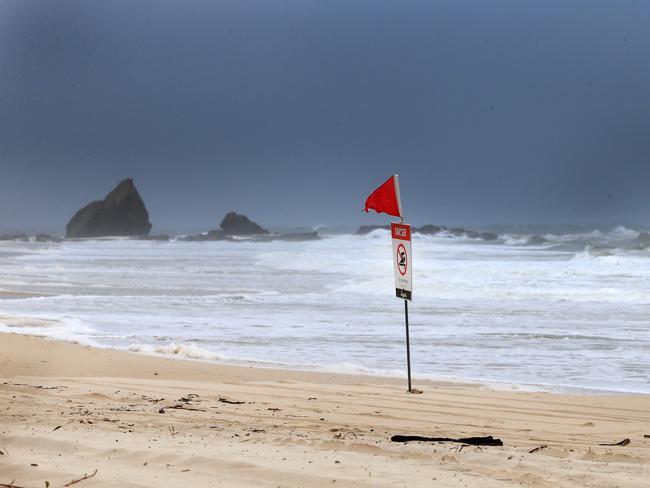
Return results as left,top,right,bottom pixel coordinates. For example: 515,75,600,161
1,226,649,393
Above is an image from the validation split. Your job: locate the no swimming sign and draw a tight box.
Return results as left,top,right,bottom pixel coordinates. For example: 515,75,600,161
391,222,412,301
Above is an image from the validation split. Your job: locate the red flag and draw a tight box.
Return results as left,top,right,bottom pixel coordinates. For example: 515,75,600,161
364,174,403,218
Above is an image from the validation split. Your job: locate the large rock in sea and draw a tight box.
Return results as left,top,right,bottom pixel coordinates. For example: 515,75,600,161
66,179,152,238
220,212,269,235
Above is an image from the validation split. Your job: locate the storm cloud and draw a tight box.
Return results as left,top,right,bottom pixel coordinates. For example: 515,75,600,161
1,1,649,232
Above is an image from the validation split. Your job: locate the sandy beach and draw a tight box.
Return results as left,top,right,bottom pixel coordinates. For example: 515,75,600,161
4,0,650,485
0,332,648,487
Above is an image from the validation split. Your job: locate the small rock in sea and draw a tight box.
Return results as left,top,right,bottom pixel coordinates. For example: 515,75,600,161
220,212,269,235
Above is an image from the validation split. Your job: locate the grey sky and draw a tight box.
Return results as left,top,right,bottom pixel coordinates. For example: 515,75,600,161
1,0,649,232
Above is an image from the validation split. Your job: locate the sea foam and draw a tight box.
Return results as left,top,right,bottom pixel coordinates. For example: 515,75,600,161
2,228,650,393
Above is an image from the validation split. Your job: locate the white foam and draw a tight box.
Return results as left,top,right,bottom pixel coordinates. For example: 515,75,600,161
128,343,224,361
2,235,650,393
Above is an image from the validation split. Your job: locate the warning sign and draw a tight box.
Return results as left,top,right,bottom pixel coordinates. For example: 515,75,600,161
391,222,412,300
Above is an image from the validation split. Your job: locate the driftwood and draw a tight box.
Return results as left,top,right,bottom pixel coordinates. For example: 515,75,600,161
1,469,97,488
179,394,199,402
334,432,357,440
599,438,630,446
164,404,206,412
62,469,98,486
391,435,503,446
528,445,548,454
218,398,245,405
8,383,67,390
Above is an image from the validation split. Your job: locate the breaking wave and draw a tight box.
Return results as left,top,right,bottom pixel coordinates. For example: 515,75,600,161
3,226,650,393
128,342,225,361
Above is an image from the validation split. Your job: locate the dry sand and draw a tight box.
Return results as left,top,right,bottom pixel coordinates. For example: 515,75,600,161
1,332,650,487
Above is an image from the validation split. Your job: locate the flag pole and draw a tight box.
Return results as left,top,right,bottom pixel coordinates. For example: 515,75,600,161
404,297,412,392
395,174,412,393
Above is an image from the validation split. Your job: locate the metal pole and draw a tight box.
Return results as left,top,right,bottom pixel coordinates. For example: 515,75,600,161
404,298,412,392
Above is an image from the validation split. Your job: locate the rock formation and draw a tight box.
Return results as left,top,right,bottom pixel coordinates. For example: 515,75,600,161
355,225,390,235
35,234,62,242
66,179,152,238
145,234,170,242
220,212,269,235
479,231,499,241
415,225,446,235
354,224,499,241
179,213,319,242
0,233,29,241
0,233,61,242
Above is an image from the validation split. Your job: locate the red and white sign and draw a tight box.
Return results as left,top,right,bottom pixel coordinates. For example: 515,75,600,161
391,222,412,300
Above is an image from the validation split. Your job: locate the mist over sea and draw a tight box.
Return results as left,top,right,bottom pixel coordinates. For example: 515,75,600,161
2,225,650,393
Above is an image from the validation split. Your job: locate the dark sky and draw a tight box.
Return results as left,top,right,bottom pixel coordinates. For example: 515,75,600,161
1,1,650,232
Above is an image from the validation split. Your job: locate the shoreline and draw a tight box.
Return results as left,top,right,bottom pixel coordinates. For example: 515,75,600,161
2,332,650,487
3,236,650,397
2,323,647,396
1,321,648,396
